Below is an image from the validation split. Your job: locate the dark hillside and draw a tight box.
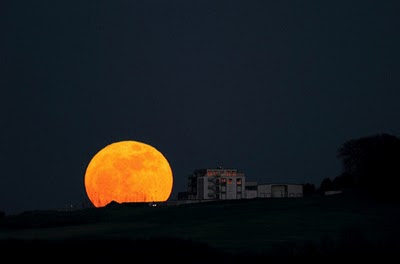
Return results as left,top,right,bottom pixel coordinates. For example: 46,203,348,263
1,193,400,262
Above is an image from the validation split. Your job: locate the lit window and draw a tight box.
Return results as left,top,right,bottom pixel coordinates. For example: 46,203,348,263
236,178,242,185
228,178,233,184
221,178,227,183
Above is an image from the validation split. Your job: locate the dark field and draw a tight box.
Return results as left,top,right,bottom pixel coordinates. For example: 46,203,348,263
1,193,400,262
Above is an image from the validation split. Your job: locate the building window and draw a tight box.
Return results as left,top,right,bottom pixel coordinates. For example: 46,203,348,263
221,178,227,184
228,178,233,184
236,178,242,185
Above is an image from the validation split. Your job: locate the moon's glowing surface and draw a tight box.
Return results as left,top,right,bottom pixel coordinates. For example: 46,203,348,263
84,141,173,207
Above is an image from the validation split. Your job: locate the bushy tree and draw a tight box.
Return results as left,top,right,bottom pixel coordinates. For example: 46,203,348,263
331,173,355,190
319,178,333,193
337,133,400,200
303,183,316,196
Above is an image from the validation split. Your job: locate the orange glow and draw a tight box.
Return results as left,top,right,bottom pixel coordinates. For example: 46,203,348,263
84,141,173,207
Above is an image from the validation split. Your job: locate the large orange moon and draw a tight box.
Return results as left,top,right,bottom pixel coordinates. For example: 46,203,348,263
84,141,173,207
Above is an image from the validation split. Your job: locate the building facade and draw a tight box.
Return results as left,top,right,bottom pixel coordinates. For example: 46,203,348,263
257,184,303,198
244,181,258,199
186,167,303,201
187,168,245,200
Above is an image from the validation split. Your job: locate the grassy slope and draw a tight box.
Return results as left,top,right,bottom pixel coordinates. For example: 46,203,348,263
1,192,400,257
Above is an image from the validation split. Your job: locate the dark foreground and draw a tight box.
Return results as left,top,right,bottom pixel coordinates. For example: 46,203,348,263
1,236,398,263
1,193,400,262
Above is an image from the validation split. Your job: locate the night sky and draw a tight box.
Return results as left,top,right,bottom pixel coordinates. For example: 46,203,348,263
1,1,400,214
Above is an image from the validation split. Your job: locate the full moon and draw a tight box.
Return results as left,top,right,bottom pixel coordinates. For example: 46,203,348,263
84,140,173,207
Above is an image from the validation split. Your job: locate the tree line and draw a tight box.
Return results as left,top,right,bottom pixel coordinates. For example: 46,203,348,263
305,133,400,201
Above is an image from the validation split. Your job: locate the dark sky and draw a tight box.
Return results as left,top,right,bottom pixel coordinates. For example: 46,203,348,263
1,0,400,214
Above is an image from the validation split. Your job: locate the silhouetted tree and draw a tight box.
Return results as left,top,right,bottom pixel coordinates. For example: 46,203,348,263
303,183,316,196
337,133,400,200
319,178,333,193
331,173,355,190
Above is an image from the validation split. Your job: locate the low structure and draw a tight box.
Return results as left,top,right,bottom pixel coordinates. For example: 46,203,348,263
324,190,342,196
256,184,303,198
244,181,258,199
